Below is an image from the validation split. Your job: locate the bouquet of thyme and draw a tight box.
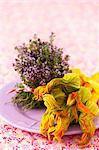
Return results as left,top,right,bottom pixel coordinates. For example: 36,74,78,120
12,33,70,110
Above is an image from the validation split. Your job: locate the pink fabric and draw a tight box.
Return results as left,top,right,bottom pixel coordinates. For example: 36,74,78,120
0,1,99,149
0,119,99,149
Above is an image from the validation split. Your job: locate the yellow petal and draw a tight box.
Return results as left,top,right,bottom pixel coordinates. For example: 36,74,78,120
43,94,59,109
67,92,77,106
91,72,99,83
88,80,99,94
86,101,99,116
71,68,89,84
71,68,81,74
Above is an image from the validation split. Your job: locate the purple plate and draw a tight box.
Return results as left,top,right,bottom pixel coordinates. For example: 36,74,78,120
0,82,99,135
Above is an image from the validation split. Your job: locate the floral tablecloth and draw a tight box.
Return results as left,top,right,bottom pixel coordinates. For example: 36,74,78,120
0,118,99,150
0,1,99,149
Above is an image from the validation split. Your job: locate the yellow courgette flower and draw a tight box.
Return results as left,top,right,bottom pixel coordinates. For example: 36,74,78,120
33,68,99,147
71,68,99,147
40,107,70,143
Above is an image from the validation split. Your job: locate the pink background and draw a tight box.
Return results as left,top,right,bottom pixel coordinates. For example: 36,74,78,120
0,1,99,149
0,1,99,89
